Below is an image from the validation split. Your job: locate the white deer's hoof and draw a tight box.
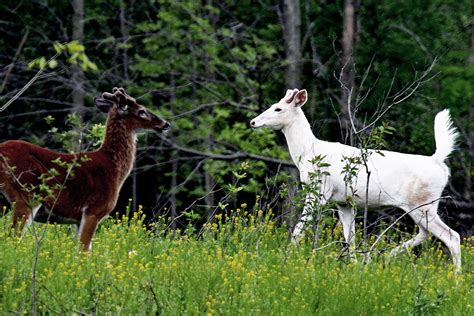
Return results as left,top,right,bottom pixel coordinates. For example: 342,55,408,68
291,235,302,245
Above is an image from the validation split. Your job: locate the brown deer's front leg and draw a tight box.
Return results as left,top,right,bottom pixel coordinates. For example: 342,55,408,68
78,213,100,251
11,200,32,234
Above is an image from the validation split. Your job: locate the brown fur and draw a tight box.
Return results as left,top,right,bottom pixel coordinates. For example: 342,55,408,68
0,88,169,250
406,177,432,207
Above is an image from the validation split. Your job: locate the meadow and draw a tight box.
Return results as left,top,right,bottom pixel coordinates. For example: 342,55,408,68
1,206,473,315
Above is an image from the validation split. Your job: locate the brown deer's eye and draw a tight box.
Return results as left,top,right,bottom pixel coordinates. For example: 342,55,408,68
138,110,148,119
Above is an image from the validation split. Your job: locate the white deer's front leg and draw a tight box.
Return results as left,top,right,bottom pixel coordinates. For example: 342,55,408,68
292,192,328,243
292,192,314,241
337,205,356,256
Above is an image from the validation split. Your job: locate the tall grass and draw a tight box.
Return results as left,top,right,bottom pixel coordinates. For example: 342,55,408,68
1,207,472,315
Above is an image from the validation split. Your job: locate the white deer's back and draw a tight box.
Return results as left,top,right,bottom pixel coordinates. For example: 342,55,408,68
299,140,449,208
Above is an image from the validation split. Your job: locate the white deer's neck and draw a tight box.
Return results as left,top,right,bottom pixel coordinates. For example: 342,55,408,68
281,109,320,169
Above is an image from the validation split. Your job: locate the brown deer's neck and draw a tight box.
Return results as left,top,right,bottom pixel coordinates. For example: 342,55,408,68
99,110,136,181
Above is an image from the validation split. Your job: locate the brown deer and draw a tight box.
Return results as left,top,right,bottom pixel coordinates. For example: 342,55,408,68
0,87,169,250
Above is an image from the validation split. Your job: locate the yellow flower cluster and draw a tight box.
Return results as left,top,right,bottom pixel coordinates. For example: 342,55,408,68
0,207,472,314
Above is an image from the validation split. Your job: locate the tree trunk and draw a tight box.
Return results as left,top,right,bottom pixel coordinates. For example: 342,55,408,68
119,1,130,81
204,0,217,220
282,0,302,89
203,131,215,220
170,158,178,230
71,0,85,116
119,1,136,210
466,0,474,200
282,0,302,228
340,0,360,144
169,72,178,230
468,0,474,64
304,0,323,119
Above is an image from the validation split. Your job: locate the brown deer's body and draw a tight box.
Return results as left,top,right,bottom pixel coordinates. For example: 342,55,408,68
0,88,169,250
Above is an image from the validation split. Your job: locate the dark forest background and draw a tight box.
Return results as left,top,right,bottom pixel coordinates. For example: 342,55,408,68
0,0,472,236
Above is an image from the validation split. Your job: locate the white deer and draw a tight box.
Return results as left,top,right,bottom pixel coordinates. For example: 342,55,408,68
250,88,461,271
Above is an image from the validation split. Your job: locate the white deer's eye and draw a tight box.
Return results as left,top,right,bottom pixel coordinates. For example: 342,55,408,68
138,110,148,119
274,108,282,112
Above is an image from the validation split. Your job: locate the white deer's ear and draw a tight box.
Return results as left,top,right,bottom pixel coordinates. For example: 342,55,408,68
294,89,308,107
284,89,299,104
284,89,295,97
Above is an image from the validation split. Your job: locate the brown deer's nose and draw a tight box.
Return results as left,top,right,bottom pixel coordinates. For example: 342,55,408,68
154,120,170,132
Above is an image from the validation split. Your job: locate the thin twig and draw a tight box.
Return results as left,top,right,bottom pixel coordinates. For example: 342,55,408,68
0,30,29,94
0,51,62,112
368,196,451,254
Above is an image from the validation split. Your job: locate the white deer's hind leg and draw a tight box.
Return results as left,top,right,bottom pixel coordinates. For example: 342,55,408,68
389,226,428,257
399,203,461,273
337,206,356,256
421,209,461,273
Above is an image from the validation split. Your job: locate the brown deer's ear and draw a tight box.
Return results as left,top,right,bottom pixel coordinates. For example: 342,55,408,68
113,90,128,112
94,97,115,113
102,92,116,101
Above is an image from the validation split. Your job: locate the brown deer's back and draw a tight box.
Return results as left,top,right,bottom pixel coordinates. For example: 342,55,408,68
0,140,120,221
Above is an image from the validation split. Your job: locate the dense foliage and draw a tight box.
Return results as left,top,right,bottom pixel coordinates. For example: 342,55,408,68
0,2,472,231
1,211,473,314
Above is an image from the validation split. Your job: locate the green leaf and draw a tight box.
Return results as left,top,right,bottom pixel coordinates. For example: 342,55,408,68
27,59,38,69
38,57,46,69
48,59,58,69
66,40,85,54
53,41,65,53
44,115,55,125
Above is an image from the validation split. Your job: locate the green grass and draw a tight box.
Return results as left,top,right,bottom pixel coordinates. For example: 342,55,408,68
1,208,473,315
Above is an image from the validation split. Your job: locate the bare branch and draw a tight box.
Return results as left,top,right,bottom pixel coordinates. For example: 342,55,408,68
0,30,29,94
368,196,452,253
155,135,296,168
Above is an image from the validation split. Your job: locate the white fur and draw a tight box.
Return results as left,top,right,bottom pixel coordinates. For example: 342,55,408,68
20,204,41,240
250,89,461,271
77,211,93,251
432,109,459,163
77,212,87,240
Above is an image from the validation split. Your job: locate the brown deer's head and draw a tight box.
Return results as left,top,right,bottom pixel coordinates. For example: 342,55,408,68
94,87,170,132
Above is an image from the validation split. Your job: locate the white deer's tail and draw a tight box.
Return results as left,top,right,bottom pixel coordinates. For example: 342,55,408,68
432,109,459,162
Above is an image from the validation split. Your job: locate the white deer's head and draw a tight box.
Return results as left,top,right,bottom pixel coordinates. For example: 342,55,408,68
250,89,308,130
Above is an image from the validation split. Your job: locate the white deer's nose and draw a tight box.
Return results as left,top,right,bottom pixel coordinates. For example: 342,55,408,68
250,119,256,128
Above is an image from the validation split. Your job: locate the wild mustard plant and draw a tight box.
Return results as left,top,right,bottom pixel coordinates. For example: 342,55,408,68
0,205,472,315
